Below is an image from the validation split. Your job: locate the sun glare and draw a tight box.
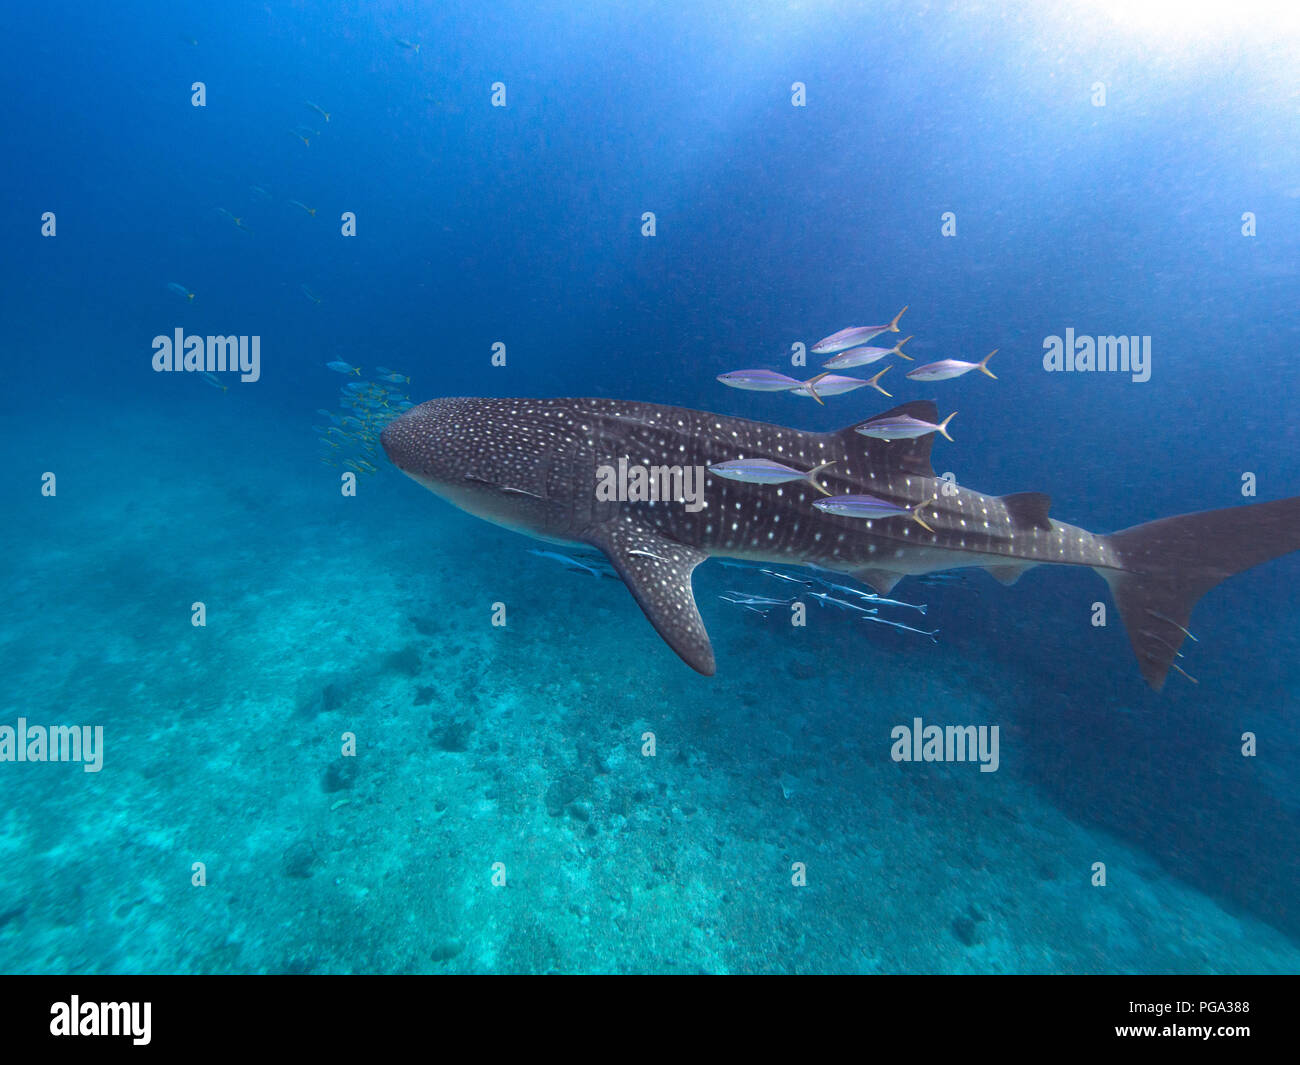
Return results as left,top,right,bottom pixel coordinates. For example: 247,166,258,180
1073,0,1300,41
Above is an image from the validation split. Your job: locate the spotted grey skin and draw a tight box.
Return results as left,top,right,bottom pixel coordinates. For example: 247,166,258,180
381,396,1300,688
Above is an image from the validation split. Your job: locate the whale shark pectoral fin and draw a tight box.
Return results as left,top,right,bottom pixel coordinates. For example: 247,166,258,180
586,521,715,675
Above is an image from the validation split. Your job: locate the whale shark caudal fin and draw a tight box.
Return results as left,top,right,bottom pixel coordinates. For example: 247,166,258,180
586,520,715,675
1101,495,1300,690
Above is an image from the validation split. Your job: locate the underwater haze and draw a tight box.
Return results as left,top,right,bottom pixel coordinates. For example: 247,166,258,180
2,0,1299,974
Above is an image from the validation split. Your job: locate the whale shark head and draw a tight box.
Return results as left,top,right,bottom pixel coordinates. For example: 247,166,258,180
380,396,581,540
381,396,475,489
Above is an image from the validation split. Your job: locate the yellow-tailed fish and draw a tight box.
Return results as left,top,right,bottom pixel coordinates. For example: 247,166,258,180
216,207,250,232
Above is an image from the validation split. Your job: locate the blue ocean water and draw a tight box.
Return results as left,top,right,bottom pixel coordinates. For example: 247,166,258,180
1,0,1298,973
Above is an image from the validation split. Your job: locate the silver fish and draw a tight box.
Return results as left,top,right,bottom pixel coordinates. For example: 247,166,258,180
718,369,838,405
854,410,956,442
906,350,997,382
806,592,878,615
813,578,926,614
790,367,891,399
760,569,815,586
810,307,908,354
717,369,803,390
708,458,835,496
812,493,937,533
860,615,940,642
720,592,795,606
821,335,914,370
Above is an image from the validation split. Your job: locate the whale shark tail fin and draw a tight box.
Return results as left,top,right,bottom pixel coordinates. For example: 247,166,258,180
1101,496,1300,689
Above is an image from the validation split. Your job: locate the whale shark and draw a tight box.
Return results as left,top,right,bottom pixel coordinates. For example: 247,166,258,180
381,396,1300,689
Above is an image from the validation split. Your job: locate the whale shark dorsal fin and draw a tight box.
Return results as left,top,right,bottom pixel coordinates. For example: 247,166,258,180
587,520,715,675
838,400,940,478
1001,492,1053,531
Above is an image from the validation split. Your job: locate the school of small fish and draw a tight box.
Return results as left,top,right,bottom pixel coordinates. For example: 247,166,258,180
708,305,1005,640
315,363,415,476
523,547,940,642
726,566,939,640
503,308,1002,643
718,306,998,403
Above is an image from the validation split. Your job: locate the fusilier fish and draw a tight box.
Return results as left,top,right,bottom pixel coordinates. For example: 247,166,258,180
718,369,836,404
906,350,997,382
811,307,908,354
821,335,914,370
215,207,250,232
791,367,892,399
717,369,805,392
708,458,836,496
855,410,956,442
812,493,937,533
